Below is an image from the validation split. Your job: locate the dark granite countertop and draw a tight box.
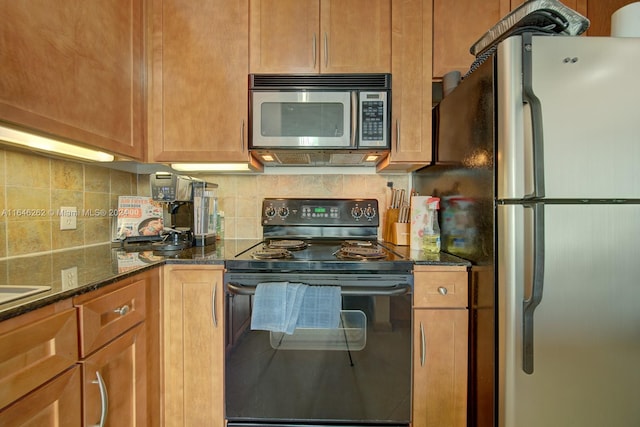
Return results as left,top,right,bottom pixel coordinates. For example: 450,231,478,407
0,239,468,322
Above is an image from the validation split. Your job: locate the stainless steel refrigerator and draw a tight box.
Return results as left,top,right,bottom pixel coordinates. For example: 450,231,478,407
416,34,640,427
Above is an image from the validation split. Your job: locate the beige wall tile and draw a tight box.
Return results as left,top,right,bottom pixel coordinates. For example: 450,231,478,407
51,159,83,191
0,150,137,259
5,151,50,188
7,253,53,286
84,192,110,214
5,187,50,221
84,217,112,244
7,220,51,256
0,217,6,259
51,189,83,213
0,149,412,256
53,220,84,250
110,170,134,195
0,150,5,187
85,164,111,192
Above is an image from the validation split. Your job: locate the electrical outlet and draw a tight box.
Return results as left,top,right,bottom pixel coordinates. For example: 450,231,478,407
61,266,78,290
59,206,77,230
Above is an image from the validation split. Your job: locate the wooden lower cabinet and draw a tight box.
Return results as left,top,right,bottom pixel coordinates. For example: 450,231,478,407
412,266,469,427
0,366,82,426
413,309,468,427
0,302,81,425
163,264,225,426
81,324,146,427
74,269,158,427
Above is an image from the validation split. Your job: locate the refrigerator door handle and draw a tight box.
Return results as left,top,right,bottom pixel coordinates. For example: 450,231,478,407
522,32,545,199
522,202,545,374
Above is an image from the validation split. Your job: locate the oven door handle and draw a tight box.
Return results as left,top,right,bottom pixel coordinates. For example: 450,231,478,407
226,282,411,296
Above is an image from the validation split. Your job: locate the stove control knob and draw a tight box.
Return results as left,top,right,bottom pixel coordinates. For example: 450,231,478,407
364,206,376,219
265,206,276,218
351,207,363,219
278,207,290,218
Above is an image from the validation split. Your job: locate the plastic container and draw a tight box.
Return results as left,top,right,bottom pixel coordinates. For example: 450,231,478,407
422,197,441,253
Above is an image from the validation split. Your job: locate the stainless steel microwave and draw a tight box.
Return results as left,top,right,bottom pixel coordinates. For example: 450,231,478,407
249,74,391,166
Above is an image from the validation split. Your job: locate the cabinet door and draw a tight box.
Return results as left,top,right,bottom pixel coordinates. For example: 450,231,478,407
82,324,146,427
320,0,391,73
250,0,320,73
433,0,511,78
382,0,432,171
163,265,225,426
413,309,468,427
0,307,78,409
0,0,144,160
148,0,250,162
249,0,391,74
0,366,82,426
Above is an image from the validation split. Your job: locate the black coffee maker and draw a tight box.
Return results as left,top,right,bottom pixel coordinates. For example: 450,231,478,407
150,173,218,248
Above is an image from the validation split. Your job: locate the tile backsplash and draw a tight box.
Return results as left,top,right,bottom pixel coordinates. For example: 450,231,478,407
0,149,137,259
179,172,410,240
0,148,410,259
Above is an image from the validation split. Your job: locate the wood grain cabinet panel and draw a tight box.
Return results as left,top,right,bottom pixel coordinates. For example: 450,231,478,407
148,0,251,163
379,0,432,171
412,266,469,427
75,269,158,427
75,278,146,357
250,0,391,74
433,0,511,78
413,308,468,427
81,324,146,427
163,265,225,426
0,365,82,426
0,306,78,409
0,0,144,159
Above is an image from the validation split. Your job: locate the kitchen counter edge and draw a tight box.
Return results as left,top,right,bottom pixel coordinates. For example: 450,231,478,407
1,240,469,322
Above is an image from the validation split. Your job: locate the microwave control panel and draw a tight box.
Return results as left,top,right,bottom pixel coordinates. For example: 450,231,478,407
358,91,388,148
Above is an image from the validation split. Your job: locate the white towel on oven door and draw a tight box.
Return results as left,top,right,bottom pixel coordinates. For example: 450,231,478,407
297,285,342,329
251,282,307,334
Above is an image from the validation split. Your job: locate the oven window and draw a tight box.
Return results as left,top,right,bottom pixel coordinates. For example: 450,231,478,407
261,102,345,138
225,293,412,424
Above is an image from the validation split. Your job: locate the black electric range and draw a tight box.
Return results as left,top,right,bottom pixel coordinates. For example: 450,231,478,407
225,198,413,274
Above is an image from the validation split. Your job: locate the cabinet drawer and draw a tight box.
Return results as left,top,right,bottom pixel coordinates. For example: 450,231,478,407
76,279,146,357
414,271,468,308
0,307,78,409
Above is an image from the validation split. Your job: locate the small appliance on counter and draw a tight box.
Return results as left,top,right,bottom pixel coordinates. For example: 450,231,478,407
150,172,218,248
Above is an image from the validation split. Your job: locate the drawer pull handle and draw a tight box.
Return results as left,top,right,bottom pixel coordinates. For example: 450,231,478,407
114,304,130,316
437,286,448,296
91,371,109,427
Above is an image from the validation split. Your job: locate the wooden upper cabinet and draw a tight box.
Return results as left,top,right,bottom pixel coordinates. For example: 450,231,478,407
148,0,250,162
379,0,432,171
250,0,320,73
0,0,144,160
433,0,511,78
249,0,391,74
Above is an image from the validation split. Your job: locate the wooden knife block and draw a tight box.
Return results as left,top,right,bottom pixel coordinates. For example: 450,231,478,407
384,209,409,246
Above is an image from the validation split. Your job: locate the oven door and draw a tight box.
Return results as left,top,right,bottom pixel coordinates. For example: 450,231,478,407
251,91,354,148
224,274,412,426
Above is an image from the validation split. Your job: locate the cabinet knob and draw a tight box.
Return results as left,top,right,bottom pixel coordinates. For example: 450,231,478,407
113,304,130,316
437,286,448,296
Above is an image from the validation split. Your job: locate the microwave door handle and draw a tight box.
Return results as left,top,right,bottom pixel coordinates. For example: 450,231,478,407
351,92,358,146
